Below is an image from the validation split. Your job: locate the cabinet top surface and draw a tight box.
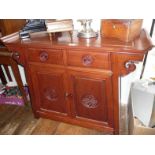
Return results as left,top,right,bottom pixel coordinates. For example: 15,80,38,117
1,29,153,53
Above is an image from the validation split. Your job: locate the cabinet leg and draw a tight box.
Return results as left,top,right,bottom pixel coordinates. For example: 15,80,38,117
33,113,40,119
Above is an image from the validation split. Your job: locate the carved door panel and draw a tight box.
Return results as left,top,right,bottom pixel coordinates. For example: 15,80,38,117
68,70,114,126
29,64,67,114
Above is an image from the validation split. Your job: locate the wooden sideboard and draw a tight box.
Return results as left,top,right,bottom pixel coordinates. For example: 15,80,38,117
1,30,153,134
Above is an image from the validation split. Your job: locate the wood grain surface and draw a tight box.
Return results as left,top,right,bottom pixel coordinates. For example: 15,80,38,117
0,105,109,135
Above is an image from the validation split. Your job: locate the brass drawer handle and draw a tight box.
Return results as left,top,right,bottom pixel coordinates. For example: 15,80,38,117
40,51,48,62
82,55,94,66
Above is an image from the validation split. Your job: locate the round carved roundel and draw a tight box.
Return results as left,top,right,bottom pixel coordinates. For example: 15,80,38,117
44,89,58,101
81,94,98,109
82,55,94,66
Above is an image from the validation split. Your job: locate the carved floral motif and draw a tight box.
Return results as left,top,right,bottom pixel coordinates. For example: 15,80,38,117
44,89,58,101
40,51,49,62
82,55,94,66
81,94,98,108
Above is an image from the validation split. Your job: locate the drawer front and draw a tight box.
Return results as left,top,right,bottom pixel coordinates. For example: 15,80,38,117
27,48,63,65
67,50,110,69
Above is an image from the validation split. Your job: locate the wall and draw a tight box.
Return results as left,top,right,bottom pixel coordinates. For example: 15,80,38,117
120,19,154,104
142,20,155,79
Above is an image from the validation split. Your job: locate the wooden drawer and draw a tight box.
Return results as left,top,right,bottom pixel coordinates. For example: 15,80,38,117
67,50,111,69
27,48,63,65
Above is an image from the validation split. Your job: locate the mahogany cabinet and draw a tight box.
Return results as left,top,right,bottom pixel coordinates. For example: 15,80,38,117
1,30,153,134
26,47,114,133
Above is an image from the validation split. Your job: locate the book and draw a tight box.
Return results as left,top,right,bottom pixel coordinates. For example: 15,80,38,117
45,19,74,33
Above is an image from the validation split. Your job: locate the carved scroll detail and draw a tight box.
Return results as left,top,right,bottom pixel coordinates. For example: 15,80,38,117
12,51,24,65
111,53,144,76
81,94,98,108
125,61,136,71
12,52,20,61
124,60,140,75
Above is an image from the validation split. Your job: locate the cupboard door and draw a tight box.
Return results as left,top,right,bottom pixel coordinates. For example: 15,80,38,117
68,70,113,126
29,64,67,114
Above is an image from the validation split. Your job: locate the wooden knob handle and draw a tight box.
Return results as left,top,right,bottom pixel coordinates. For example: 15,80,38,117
65,92,72,98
